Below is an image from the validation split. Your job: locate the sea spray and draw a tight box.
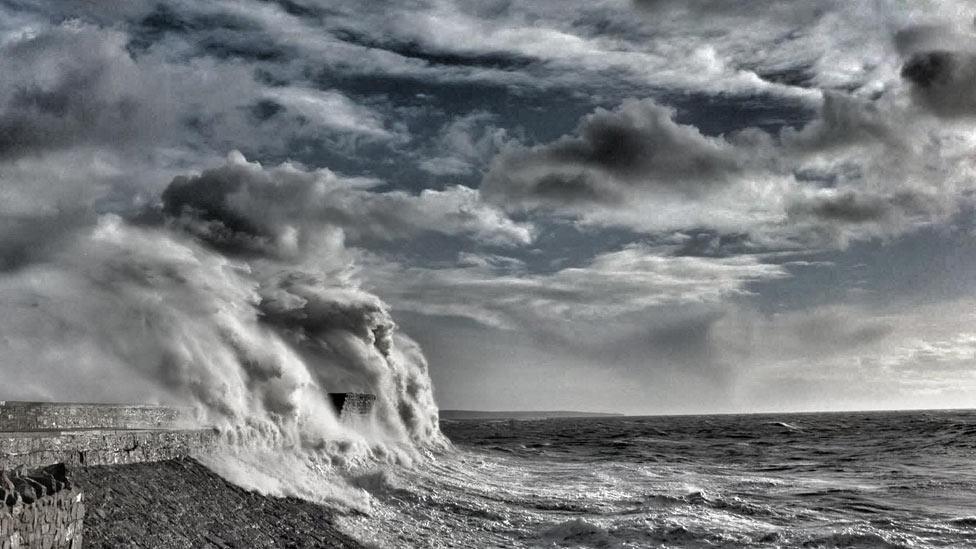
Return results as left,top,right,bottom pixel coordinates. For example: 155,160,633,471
0,152,449,509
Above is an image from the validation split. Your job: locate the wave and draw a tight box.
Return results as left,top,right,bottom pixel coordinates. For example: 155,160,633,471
0,153,453,514
797,529,920,549
536,518,619,547
763,421,803,432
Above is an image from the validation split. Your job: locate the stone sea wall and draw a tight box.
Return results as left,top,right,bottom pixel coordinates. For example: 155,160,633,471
0,402,194,432
0,396,375,470
1,465,84,549
0,402,215,471
0,430,217,470
0,397,375,547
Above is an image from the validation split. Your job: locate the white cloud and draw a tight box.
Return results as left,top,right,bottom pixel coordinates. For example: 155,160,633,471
716,299,976,411
483,90,976,249
4,0,976,416
264,87,394,139
363,244,788,335
418,111,508,175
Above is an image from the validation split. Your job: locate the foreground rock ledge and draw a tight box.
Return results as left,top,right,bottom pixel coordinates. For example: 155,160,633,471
73,458,364,549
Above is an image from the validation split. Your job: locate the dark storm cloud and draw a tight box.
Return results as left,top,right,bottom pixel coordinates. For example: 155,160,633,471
901,50,976,117
892,25,945,54
0,212,94,273
0,20,314,163
789,191,888,223
248,100,286,122
0,28,141,158
780,93,896,151
753,65,818,89
633,0,831,18
482,98,742,207
545,101,739,181
160,153,532,259
787,190,945,226
128,5,258,52
161,162,277,257
527,172,618,205
479,80,964,247
331,28,539,71
902,51,954,88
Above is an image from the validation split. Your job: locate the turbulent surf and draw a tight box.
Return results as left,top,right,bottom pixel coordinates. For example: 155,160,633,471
337,410,976,548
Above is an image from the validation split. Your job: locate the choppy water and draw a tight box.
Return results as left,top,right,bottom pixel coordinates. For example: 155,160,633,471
337,410,976,548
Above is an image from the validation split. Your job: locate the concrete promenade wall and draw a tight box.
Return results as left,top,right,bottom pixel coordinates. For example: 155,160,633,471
0,402,214,470
0,430,217,470
0,402,194,432
0,397,373,470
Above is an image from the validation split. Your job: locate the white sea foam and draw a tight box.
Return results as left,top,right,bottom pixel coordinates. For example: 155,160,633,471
330,413,976,548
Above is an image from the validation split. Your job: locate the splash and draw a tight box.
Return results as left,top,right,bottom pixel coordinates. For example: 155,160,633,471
0,152,449,508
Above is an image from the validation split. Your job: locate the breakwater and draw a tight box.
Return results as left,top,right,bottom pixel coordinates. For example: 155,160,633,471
0,396,375,548
0,402,215,471
0,401,213,548
1,464,84,549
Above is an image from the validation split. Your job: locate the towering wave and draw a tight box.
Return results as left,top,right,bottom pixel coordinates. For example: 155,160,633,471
0,152,447,506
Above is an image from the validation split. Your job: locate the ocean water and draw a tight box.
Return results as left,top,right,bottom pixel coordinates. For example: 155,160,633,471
337,410,976,548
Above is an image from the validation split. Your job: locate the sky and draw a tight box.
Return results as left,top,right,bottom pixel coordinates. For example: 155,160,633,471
1,0,976,415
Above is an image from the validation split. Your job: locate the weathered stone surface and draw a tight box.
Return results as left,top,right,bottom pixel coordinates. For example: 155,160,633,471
0,402,195,432
0,401,216,471
0,429,217,470
74,458,363,549
0,465,83,549
0,402,362,547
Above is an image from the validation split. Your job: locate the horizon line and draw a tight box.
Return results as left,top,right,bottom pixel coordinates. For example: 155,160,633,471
439,406,976,417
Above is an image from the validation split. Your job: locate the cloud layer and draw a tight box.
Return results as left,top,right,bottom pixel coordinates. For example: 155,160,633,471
2,0,976,416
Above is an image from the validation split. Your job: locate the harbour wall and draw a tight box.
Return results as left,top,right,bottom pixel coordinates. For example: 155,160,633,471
0,396,375,547
1,464,84,549
0,401,194,432
0,402,214,471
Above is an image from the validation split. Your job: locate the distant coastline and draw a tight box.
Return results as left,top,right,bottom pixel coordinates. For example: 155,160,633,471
439,410,623,420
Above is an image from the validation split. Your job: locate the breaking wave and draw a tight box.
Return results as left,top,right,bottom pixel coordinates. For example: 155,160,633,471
0,152,448,509
327,411,976,547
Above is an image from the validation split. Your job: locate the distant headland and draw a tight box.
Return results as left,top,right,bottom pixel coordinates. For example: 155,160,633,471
439,410,623,420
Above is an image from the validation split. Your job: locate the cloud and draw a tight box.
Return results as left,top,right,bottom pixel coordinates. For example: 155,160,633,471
417,111,508,176
482,99,743,207
160,152,534,258
779,93,900,152
785,189,948,234
371,244,790,413
481,86,976,248
363,244,788,338
892,18,976,117
0,23,148,159
262,87,395,140
4,0,976,419
901,50,976,117
716,298,976,411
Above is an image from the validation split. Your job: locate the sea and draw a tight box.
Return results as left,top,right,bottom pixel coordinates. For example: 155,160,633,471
336,410,976,548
